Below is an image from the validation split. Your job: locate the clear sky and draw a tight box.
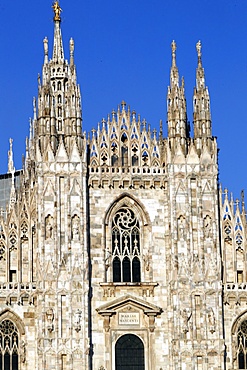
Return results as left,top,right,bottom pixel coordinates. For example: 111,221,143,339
0,0,246,199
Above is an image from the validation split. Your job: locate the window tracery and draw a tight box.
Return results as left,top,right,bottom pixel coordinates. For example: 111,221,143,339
111,207,141,282
20,221,28,242
91,145,98,158
237,320,247,369
235,216,243,248
0,319,19,370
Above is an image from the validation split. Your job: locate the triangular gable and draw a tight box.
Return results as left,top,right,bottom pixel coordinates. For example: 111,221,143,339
44,141,55,163
43,180,55,197
96,294,162,332
56,138,69,162
96,294,162,315
202,180,212,194
200,144,212,164
187,142,199,164
173,142,185,164
175,181,187,197
70,178,81,196
69,140,81,163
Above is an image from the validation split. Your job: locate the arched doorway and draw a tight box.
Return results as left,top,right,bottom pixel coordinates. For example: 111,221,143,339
115,334,144,370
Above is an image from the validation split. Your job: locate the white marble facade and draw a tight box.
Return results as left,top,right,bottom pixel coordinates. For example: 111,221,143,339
0,3,246,370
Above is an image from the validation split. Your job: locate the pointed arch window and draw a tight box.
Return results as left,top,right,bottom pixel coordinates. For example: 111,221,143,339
142,151,149,166
237,320,247,368
121,133,128,166
111,207,141,282
0,320,19,370
131,143,139,166
111,143,118,167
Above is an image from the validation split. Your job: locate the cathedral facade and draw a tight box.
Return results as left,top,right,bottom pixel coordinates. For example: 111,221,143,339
0,2,246,370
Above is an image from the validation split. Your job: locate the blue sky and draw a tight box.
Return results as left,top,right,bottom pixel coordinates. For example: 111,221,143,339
0,0,246,198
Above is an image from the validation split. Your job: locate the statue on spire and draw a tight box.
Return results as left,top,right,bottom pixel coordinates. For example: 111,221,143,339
196,40,202,64
52,1,62,21
8,138,15,174
171,40,177,68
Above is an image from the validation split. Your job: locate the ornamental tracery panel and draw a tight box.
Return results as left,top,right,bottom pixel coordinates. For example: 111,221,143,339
0,319,19,370
111,207,141,283
237,320,247,369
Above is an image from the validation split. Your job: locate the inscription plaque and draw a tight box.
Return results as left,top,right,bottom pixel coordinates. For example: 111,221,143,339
119,312,140,325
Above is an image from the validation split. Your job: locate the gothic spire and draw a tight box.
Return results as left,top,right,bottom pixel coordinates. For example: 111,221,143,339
52,1,64,63
33,1,84,159
170,40,179,88
167,41,189,151
193,41,212,139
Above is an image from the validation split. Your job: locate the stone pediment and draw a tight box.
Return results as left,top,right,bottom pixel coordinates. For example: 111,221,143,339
96,294,162,332
97,294,162,314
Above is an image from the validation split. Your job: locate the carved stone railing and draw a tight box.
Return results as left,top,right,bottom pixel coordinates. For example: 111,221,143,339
89,166,166,175
99,282,158,298
224,283,247,291
0,282,37,291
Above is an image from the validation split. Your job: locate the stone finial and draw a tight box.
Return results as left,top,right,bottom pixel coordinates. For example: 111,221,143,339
33,97,37,120
70,37,74,54
171,40,176,66
181,76,185,89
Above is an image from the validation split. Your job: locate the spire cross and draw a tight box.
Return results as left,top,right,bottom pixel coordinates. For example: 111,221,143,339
121,100,127,110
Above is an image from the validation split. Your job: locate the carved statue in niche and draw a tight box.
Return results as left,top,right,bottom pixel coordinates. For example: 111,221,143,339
143,253,150,271
207,307,216,333
20,340,26,363
204,215,212,239
177,216,186,240
105,249,111,270
46,308,54,332
72,215,80,241
74,309,82,332
176,121,180,135
45,215,53,240
180,308,192,334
